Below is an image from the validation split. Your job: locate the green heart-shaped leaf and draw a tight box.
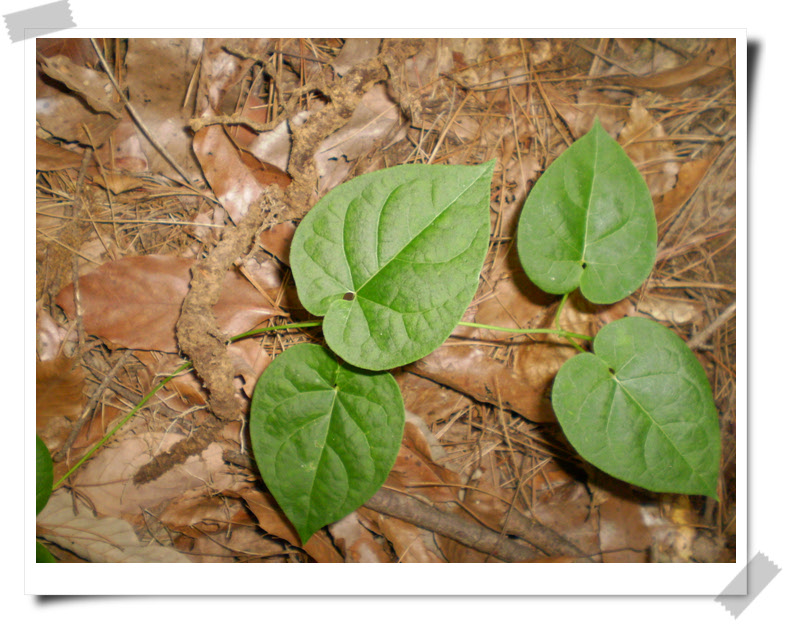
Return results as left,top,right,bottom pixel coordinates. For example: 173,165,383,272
250,343,405,543
517,118,656,304
36,436,54,515
290,161,494,370
552,317,720,498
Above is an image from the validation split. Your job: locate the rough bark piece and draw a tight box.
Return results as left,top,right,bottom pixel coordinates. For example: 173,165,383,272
176,187,282,421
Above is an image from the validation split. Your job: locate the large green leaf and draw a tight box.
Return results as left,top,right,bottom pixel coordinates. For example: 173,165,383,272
517,118,656,304
552,317,720,498
249,343,405,543
36,436,53,515
290,161,494,370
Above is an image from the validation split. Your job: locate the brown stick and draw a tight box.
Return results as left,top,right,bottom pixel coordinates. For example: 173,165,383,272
364,488,590,562
222,450,588,562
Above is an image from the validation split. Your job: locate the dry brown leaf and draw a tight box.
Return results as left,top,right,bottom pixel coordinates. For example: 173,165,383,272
315,83,407,193
237,149,292,189
619,99,679,197
256,221,297,265
35,137,86,171
328,512,392,562
637,294,704,326
38,54,123,119
38,490,192,562
124,38,203,180
385,422,464,503
655,155,715,226
193,125,265,223
234,487,344,563
73,436,239,518
36,307,67,360
395,372,474,428
87,171,145,194
36,38,96,67
357,510,445,562
619,39,735,96
36,357,84,427
36,89,120,146
597,489,655,563
158,491,233,539
92,118,149,172
55,255,282,352
331,38,381,76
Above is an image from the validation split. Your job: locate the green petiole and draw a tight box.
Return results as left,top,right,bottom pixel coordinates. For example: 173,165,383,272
457,321,592,343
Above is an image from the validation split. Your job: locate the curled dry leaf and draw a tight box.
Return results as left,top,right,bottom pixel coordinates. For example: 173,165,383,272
35,137,85,171
620,39,735,96
36,89,120,146
55,255,282,352
37,54,123,119
232,487,344,563
655,154,716,227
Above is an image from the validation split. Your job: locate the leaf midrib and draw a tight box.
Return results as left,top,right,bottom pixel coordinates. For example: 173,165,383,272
351,166,489,297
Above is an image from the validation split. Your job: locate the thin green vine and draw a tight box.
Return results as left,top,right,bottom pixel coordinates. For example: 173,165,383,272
53,320,322,490
53,316,589,490
457,320,592,343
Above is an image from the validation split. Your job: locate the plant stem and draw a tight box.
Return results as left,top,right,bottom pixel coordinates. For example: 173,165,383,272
457,321,592,343
228,320,322,342
53,361,192,489
52,320,323,490
553,293,587,352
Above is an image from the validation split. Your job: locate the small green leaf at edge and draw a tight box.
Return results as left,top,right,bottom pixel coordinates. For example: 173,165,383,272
290,161,494,370
249,343,405,544
517,118,657,304
36,541,57,563
552,317,720,498
36,435,53,515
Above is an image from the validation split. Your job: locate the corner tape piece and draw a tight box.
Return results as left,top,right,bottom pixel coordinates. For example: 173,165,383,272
3,1,75,42
715,552,781,619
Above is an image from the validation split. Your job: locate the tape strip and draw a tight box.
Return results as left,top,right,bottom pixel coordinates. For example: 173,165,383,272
715,552,781,618
3,1,74,42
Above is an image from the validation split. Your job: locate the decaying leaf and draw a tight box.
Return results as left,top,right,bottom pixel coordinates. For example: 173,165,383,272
38,490,191,562
36,357,84,426
35,137,85,171
618,99,679,198
619,39,735,96
37,54,123,119
55,255,282,352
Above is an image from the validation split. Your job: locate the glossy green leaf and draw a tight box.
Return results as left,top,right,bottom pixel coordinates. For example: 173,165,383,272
250,343,405,543
517,118,657,304
36,436,53,515
552,317,720,498
290,161,494,370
